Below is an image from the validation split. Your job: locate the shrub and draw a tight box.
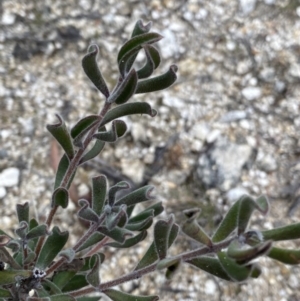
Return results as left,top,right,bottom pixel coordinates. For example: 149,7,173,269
0,20,300,301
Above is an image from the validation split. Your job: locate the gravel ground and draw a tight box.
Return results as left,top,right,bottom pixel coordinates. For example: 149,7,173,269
1,1,300,300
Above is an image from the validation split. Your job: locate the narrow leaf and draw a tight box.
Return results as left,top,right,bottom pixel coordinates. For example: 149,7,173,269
0,248,22,269
78,199,99,223
227,240,272,264
156,257,180,270
154,215,174,259
187,256,231,281
62,275,88,292
54,154,69,189
129,202,164,221
182,208,212,247
101,102,157,127
52,187,69,209
134,242,158,270
267,247,300,265
137,45,161,79
262,223,300,241
0,270,31,285
79,139,105,165
15,221,28,239
36,226,69,270
212,200,240,243
106,230,147,248
217,251,257,282
58,249,75,263
237,195,269,235
108,181,130,207
92,175,107,215
135,65,178,94
118,32,163,76
47,114,75,160
71,115,100,147
86,254,101,287
93,120,127,142
125,216,153,232
106,205,128,231
115,185,155,207
16,202,29,224
108,69,138,104
52,271,78,290
76,232,105,252
26,224,48,240
104,288,159,301
82,44,110,98
97,226,132,243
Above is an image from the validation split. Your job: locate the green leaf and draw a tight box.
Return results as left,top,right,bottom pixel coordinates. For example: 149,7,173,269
26,224,48,240
135,65,178,94
267,247,300,265
237,195,269,235
227,240,272,264
165,260,181,280
0,270,31,285
0,247,22,269
106,230,147,248
137,45,161,79
86,254,101,287
125,216,153,231
262,223,300,241
106,205,128,231
82,44,110,98
108,69,138,104
58,249,75,263
104,289,159,301
78,199,99,223
187,256,231,281
115,185,155,207
76,232,105,252
80,139,105,165
76,297,101,301
50,294,76,301
97,226,132,244
54,154,69,189
134,242,158,271
93,120,127,142
52,271,77,290
36,226,69,270
81,253,105,272
117,32,163,77
131,20,152,37
15,221,28,239
42,279,63,295
108,181,130,207
154,215,174,260
101,102,157,127
92,175,107,216
217,251,259,282
0,235,10,247
128,202,164,222
62,275,88,292
182,208,212,246
0,288,11,298
71,115,101,148
52,187,69,209
16,202,29,224
212,199,240,243
156,257,180,271
47,114,75,160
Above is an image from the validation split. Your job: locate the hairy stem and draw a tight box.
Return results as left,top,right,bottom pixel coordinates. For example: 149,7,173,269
35,102,112,260
70,236,236,297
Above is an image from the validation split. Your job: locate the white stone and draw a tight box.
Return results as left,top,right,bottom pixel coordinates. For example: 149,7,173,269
226,187,249,204
241,86,262,101
0,167,20,187
0,186,6,198
204,279,217,295
239,0,257,15
2,13,15,25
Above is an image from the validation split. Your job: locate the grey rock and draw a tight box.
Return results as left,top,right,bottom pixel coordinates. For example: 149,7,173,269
220,110,248,123
239,0,257,15
196,137,253,191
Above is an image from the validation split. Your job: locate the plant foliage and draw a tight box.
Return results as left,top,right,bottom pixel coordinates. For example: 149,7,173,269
1,19,300,301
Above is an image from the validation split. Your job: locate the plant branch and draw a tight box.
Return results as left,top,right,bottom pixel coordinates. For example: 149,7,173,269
70,236,236,297
35,101,112,260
